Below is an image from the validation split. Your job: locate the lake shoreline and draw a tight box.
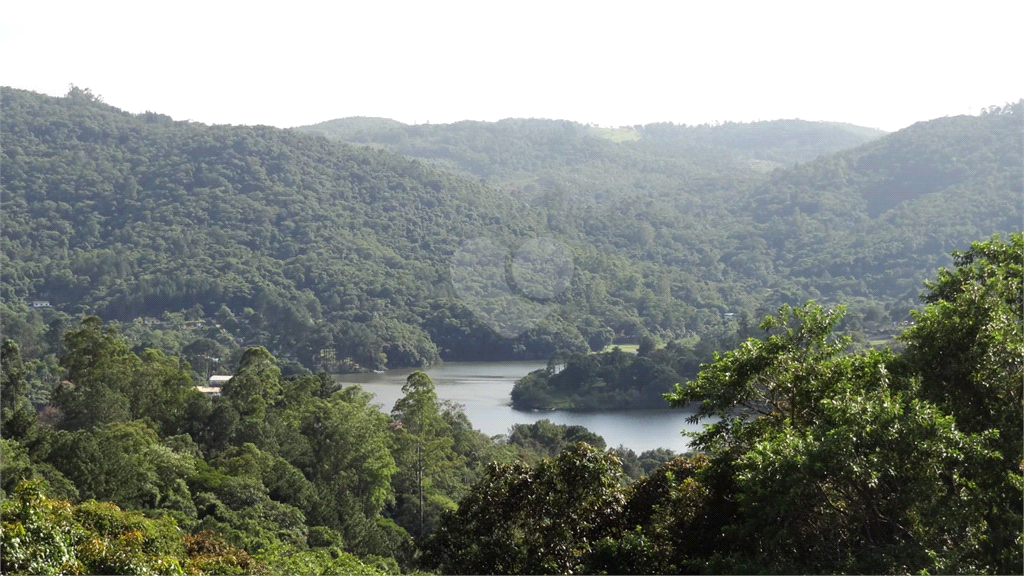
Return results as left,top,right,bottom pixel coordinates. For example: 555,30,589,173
334,360,701,453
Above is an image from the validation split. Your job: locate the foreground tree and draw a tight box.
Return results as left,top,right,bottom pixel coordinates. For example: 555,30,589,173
898,232,1022,445
297,386,404,559
1,480,391,575
664,234,1022,574
422,442,625,574
389,371,460,540
897,232,1023,573
0,480,243,575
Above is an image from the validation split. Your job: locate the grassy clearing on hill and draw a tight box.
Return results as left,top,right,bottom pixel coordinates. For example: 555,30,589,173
586,126,642,142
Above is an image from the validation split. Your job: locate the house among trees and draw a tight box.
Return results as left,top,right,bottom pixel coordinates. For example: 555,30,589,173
208,375,232,387
30,300,51,308
195,375,232,396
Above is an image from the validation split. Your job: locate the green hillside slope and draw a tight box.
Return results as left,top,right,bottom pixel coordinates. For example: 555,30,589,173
2,87,1019,381
0,87,558,370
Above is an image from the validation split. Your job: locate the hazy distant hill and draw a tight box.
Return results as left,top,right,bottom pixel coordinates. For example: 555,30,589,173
295,116,887,201
2,87,752,369
300,116,407,140
634,119,887,164
295,117,759,204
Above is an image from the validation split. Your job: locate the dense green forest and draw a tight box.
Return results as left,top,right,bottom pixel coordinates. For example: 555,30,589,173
427,232,1022,574
2,234,1020,574
1,86,1021,573
510,339,712,411
0,316,676,574
299,106,1021,315
2,87,1020,410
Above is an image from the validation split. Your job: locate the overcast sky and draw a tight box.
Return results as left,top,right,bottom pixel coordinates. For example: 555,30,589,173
3,0,1021,132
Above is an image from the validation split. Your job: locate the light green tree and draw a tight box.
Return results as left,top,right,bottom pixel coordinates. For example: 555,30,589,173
897,232,1023,573
389,371,458,540
666,296,1016,574
298,386,400,556
51,317,196,435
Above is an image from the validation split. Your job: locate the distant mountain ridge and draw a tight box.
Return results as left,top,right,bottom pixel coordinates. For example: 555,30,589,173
294,116,888,202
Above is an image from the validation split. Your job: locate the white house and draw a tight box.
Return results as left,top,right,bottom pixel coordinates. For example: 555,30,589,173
208,375,232,387
195,375,232,397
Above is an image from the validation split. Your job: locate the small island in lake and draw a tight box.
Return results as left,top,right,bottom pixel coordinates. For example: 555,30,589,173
510,341,709,411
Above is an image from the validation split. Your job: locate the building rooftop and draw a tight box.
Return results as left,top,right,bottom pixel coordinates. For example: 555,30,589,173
208,375,232,386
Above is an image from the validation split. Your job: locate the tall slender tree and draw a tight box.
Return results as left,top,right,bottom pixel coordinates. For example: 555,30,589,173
390,371,457,539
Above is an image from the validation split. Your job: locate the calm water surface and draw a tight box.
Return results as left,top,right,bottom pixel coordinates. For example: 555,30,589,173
335,361,704,453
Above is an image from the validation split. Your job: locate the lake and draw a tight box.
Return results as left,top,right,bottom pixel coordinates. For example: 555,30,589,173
335,361,705,453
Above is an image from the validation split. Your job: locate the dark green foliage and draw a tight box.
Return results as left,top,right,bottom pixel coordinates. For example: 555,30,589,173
505,418,607,463
589,455,713,574
40,421,198,520
0,318,413,573
899,233,1022,441
586,326,615,352
611,445,681,481
422,443,626,574
300,105,1021,347
50,317,197,435
1,340,36,440
660,236,1023,574
0,86,547,370
510,346,685,410
896,233,1023,574
425,235,1021,575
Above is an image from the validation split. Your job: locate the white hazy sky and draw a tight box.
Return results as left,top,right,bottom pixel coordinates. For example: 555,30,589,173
2,0,1021,131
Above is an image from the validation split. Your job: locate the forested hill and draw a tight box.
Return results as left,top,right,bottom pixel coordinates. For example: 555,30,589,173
737,106,1024,307
300,101,1022,321
295,117,887,203
1,86,1020,384
0,86,571,372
